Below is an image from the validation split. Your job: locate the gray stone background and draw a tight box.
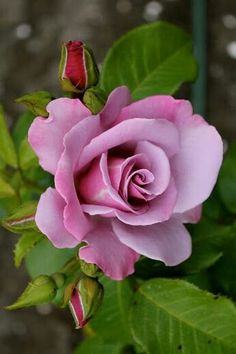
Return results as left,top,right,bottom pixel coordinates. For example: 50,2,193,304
0,0,235,353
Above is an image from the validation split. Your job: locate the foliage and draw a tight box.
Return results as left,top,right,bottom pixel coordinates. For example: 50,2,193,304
0,20,236,354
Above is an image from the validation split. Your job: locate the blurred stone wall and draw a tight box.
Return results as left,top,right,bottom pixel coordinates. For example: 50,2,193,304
0,0,235,353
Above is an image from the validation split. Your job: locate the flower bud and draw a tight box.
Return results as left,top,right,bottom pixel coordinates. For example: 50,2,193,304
69,276,103,329
59,41,99,93
6,275,57,310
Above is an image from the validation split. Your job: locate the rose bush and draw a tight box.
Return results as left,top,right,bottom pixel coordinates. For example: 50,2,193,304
28,86,223,280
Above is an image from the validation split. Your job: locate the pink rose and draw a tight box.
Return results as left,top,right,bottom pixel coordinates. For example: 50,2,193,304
59,41,99,93
28,86,223,280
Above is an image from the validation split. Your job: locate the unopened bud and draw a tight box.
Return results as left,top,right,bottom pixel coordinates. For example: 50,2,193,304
6,275,57,310
59,41,99,93
69,276,103,329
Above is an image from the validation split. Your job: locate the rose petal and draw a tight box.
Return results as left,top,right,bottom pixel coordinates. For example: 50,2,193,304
79,220,139,280
172,119,223,213
100,86,132,128
110,154,150,196
80,118,179,170
112,218,192,266
127,169,154,201
117,95,192,123
82,204,115,217
175,205,202,224
35,188,79,248
78,154,129,211
28,98,91,174
55,115,102,240
101,153,148,212
135,141,171,196
115,178,177,225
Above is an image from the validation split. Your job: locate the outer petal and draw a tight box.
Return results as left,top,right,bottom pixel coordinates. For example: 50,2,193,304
172,120,223,213
55,115,102,240
28,98,91,174
112,218,192,266
80,118,179,170
175,205,202,224
100,86,131,128
117,95,192,123
79,220,139,280
35,187,79,248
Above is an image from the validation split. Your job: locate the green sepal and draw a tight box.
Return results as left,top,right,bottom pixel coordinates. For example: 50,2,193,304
83,87,107,114
6,275,57,310
54,269,82,308
53,256,82,307
15,91,53,117
84,45,99,88
78,276,104,321
79,259,102,278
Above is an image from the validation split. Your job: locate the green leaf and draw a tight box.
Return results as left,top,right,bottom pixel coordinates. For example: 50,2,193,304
19,137,38,170
14,231,44,268
218,142,236,213
0,105,18,168
15,91,53,117
74,338,127,354
0,157,6,170
182,271,213,292
13,111,35,148
6,275,57,310
130,279,236,354
0,175,15,198
181,218,236,274
211,237,236,300
88,277,134,343
25,239,77,278
1,201,38,233
100,21,197,99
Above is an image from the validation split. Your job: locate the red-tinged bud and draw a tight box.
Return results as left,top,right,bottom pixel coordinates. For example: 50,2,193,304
59,41,99,93
69,276,103,329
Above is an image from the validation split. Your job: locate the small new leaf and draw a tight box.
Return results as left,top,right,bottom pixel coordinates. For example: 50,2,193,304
6,275,57,310
1,201,38,233
15,91,53,117
14,231,44,268
0,105,18,168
